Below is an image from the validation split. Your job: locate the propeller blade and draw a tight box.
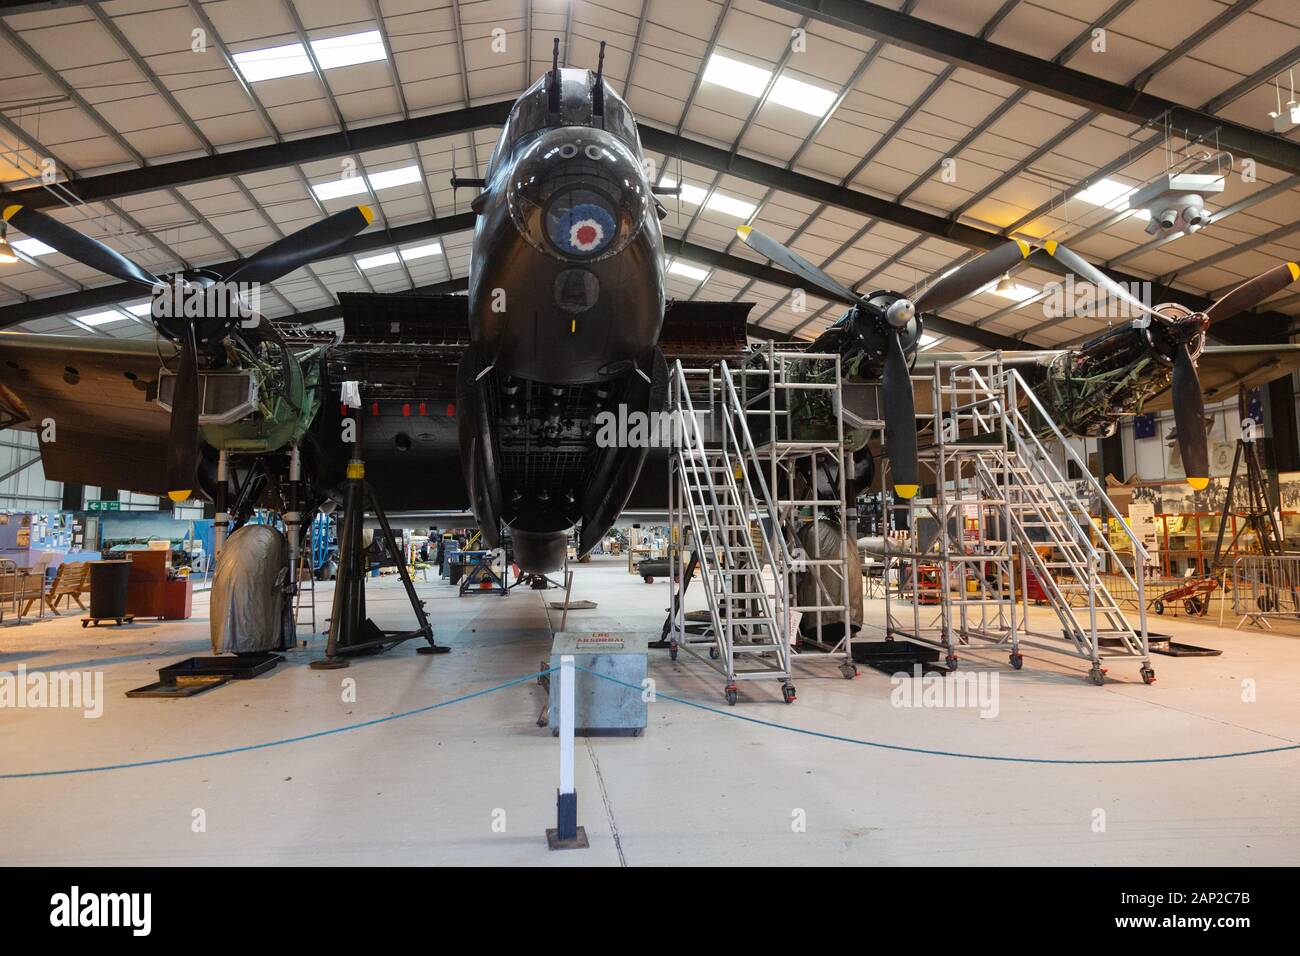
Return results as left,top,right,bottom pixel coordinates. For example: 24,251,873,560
882,330,918,499
223,204,374,285
914,239,1033,313
1205,261,1300,324
1171,343,1209,491
735,225,861,306
1041,239,1165,321
164,324,201,503
2,204,161,289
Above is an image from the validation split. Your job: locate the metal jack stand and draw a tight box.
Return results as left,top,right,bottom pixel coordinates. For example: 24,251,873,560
546,654,588,850
311,442,446,668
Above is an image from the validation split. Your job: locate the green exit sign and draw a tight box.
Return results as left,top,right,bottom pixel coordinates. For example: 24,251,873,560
87,500,121,512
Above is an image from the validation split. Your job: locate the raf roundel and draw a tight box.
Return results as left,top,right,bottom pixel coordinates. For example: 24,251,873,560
547,196,617,258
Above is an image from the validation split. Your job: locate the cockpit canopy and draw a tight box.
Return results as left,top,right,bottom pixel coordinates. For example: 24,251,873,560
489,68,641,174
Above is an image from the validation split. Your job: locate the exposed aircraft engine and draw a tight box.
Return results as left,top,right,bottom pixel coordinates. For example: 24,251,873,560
211,524,292,654
1038,304,1206,441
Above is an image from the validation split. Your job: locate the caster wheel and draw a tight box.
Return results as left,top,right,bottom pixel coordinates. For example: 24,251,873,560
669,645,678,662
1089,666,1106,686
1009,653,1023,670
1184,597,1204,616
946,655,959,671
81,620,89,628
782,683,797,703
1153,599,1164,615
709,647,719,660
643,576,654,584
725,685,738,706
1141,666,1156,685
840,664,857,679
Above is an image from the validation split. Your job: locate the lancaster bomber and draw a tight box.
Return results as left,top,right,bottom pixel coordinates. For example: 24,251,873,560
2,41,1300,591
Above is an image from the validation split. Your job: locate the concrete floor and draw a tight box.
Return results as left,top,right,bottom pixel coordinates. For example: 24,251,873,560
1,556,1297,866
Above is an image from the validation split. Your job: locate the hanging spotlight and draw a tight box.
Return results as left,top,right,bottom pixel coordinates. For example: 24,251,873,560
0,224,17,264
994,273,1015,295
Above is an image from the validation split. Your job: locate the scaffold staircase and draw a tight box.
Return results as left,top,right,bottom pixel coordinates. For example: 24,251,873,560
666,360,795,705
887,355,1153,685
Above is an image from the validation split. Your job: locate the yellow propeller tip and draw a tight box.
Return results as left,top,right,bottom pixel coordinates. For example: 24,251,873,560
1044,239,1058,256
2,204,21,222
357,204,375,224
167,490,191,503
893,484,919,500
1015,238,1032,258
736,225,752,240
1186,477,1209,491
1288,262,1299,282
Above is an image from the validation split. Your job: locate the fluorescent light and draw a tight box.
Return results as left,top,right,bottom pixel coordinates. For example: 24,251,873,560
769,74,838,117
311,30,386,70
1076,178,1133,209
76,310,128,327
1074,177,1149,219
358,251,400,270
702,53,837,117
233,41,313,82
919,334,938,348
707,192,758,219
400,241,443,261
12,237,55,256
311,176,369,200
668,260,709,282
657,177,756,219
702,53,770,97
234,29,388,83
366,165,422,190
311,164,420,200
989,281,1037,302
125,301,153,316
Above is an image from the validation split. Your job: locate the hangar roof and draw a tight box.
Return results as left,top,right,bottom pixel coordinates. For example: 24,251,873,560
0,0,1297,351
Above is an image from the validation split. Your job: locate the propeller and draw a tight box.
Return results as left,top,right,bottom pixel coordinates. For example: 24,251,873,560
1205,261,1300,324
737,224,920,498
1,202,374,500
1170,342,1209,490
913,238,1034,313
3,204,162,289
1043,243,1300,490
1041,238,1209,488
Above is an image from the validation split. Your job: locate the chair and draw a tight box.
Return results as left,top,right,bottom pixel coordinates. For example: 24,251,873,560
37,561,91,616
1,558,50,624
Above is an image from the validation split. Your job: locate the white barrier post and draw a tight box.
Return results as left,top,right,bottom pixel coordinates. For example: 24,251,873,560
546,653,588,849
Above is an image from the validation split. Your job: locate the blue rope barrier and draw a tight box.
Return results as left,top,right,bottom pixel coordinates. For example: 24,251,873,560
573,665,1300,766
0,668,556,780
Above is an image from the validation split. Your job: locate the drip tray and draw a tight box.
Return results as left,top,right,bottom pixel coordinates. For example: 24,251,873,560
852,640,945,675
126,653,284,698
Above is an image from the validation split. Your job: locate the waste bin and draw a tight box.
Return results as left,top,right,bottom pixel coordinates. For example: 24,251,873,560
88,560,131,619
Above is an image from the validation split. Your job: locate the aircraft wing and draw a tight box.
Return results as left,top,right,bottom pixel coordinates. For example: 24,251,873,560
0,332,177,495
331,293,752,512
1142,343,1300,411
907,345,1300,414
